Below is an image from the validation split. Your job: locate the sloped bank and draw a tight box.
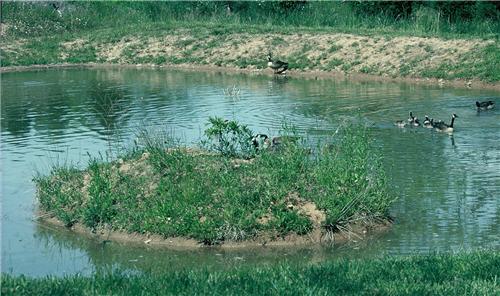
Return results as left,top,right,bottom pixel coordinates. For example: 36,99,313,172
1,28,498,88
35,119,394,247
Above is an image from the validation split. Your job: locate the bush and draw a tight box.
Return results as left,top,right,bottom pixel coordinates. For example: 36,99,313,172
202,116,254,158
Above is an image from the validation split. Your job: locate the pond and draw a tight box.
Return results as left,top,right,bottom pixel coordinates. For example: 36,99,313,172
1,67,499,276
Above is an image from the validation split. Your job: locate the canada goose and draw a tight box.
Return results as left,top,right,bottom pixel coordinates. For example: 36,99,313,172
407,112,415,123
434,114,458,133
252,134,299,151
395,111,415,128
476,100,495,111
412,117,421,127
251,134,270,150
432,119,443,127
423,116,434,128
394,120,407,128
270,135,299,147
267,53,288,74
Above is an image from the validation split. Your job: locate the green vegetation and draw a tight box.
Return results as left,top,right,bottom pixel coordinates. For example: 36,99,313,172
3,251,499,295
34,118,392,244
1,2,498,82
3,2,498,39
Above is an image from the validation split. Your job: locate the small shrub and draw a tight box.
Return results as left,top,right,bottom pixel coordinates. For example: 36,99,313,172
202,117,254,158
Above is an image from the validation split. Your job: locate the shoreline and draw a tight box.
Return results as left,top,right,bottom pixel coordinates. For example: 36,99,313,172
2,62,499,91
38,213,392,250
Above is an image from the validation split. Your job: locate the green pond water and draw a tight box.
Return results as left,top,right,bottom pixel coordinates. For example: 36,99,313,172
1,68,499,276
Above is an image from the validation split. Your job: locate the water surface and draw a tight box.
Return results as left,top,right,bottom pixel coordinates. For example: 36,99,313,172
1,68,499,276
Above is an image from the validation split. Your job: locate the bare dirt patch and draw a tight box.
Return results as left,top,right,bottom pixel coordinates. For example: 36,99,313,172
2,28,497,88
86,31,493,81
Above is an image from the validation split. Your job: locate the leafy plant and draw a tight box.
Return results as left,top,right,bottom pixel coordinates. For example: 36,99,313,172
202,117,254,158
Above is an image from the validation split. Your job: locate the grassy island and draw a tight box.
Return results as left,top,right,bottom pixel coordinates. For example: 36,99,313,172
35,118,393,246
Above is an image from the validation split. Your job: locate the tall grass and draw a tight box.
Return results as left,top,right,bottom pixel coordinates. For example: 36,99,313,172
34,118,393,245
2,2,499,39
2,251,499,295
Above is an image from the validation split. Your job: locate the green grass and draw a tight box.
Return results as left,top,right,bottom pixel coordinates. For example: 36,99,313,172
2,251,499,295
3,2,498,39
1,3,498,82
34,119,393,245
420,43,500,82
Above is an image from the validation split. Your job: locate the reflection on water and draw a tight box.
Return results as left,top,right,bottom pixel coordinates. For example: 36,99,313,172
1,68,499,276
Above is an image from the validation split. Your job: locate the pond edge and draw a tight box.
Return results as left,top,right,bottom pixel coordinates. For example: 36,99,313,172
1,62,499,91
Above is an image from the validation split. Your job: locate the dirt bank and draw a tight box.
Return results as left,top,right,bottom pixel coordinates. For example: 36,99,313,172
2,30,498,89
39,214,391,249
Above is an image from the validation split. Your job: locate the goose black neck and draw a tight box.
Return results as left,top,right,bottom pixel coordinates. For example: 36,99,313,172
450,116,455,128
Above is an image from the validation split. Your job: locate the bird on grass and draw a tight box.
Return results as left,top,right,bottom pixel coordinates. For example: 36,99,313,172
251,134,300,151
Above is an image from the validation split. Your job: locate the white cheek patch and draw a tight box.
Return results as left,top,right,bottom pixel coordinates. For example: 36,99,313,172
268,62,273,67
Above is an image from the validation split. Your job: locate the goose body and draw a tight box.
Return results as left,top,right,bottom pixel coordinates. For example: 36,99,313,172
423,115,433,128
434,114,458,133
412,117,421,127
251,134,270,150
476,100,495,111
395,120,407,128
394,111,416,128
251,134,299,151
267,54,288,74
407,111,415,123
271,135,299,147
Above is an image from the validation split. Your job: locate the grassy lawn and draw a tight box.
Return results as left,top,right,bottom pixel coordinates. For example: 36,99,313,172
2,251,499,295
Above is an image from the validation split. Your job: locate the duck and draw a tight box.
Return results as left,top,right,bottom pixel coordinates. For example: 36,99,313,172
434,114,458,133
267,53,288,74
476,100,495,111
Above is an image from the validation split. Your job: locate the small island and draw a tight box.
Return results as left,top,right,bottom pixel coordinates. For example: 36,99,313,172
35,118,394,247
